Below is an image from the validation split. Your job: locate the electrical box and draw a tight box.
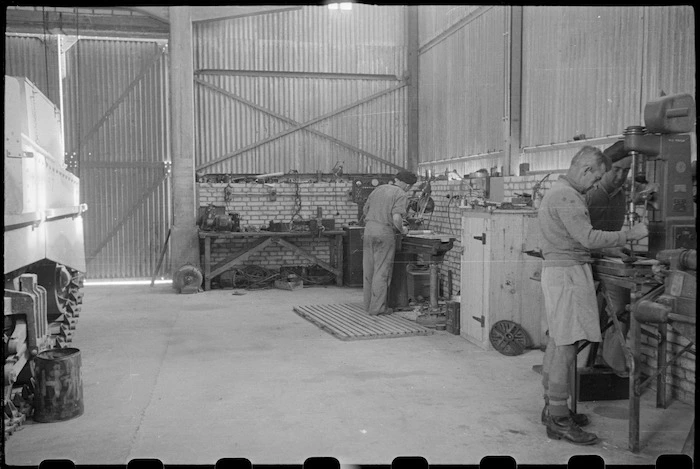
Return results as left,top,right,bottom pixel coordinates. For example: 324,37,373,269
644,134,697,254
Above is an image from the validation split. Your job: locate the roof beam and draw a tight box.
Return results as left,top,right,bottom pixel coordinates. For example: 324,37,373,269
191,6,303,23
115,7,170,24
4,8,169,39
5,6,303,39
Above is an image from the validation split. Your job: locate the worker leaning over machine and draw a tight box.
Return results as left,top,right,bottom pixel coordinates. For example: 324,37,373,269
537,146,649,446
362,170,418,315
585,141,660,376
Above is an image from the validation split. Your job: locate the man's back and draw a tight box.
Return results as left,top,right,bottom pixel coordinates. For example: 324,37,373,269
364,183,408,229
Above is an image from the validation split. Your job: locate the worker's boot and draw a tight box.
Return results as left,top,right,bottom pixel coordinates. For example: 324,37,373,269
545,415,599,445
541,399,590,427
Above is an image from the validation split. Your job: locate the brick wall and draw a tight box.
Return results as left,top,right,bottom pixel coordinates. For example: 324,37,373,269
640,324,696,405
198,180,357,271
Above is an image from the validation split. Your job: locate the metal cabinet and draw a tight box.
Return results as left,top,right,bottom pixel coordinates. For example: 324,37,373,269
460,208,546,350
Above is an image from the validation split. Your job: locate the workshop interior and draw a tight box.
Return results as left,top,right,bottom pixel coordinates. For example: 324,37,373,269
3,5,696,467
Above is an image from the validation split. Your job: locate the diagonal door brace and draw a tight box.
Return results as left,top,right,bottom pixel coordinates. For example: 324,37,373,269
195,78,406,172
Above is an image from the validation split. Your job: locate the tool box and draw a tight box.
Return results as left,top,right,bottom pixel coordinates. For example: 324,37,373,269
577,365,629,401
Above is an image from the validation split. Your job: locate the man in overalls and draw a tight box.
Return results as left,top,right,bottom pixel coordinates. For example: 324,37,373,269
362,171,417,315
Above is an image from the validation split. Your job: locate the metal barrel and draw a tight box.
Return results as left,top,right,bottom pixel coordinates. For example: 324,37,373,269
33,348,84,423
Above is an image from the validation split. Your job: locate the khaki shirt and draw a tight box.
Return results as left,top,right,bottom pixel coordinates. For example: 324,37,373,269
538,176,627,266
363,183,408,235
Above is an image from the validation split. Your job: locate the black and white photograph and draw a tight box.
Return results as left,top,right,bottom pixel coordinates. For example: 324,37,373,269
3,4,696,468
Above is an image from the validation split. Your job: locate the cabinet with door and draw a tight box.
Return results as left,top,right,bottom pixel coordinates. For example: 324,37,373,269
460,208,547,351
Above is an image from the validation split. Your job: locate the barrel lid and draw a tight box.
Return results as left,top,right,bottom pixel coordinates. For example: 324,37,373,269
36,348,81,360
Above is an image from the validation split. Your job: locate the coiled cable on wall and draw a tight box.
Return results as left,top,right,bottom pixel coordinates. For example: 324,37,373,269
289,170,304,226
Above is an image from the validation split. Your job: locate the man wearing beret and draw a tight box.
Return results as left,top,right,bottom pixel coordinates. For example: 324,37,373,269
362,170,417,315
585,141,659,376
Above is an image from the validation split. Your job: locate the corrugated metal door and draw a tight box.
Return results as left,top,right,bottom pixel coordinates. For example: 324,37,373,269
62,38,172,280
192,5,408,175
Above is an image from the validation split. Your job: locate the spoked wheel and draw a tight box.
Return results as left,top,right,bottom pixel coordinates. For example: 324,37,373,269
35,262,84,346
489,320,531,356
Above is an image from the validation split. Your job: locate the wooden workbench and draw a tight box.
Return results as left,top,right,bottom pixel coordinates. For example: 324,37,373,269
199,230,345,291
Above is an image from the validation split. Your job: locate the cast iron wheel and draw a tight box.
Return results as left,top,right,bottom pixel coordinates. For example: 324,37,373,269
489,320,530,356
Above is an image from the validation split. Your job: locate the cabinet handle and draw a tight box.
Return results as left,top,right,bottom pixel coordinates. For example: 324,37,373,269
473,233,486,244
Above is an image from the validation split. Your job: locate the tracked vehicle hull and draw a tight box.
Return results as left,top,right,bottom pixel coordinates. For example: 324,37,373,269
4,76,87,438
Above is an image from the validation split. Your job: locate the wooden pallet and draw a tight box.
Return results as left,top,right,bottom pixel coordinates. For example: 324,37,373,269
293,303,433,341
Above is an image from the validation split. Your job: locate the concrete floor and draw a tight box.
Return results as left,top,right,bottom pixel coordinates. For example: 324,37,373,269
5,284,694,466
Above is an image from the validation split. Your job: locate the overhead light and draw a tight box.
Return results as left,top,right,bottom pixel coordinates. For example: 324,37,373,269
328,3,352,10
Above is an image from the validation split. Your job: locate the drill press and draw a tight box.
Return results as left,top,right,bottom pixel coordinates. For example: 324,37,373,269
622,93,696,256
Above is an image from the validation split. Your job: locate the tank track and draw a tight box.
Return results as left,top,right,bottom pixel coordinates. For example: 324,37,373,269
36,263,84,348
3,265,84,440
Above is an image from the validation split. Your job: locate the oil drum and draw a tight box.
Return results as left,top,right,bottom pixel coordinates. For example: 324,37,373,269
33,348,84,422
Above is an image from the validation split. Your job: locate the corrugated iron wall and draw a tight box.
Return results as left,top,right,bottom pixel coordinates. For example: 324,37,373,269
417,6,506,177
4,34,62,109
519,6,646,172
193,5,408,175
62,38,172,279
418,5,485,45
642,6,696,107
417,5,695,175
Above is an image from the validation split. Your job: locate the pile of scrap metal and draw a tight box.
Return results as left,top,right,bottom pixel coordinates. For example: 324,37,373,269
215,264,335,290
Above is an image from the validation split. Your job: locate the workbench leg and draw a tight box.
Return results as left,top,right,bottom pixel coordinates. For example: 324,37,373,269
204,237,211,291
429,262,439,310
629,311,641,453
336,234,344,286
656,322,668,409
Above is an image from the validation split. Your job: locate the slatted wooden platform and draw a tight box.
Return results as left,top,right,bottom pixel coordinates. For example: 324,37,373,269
293,303,434,341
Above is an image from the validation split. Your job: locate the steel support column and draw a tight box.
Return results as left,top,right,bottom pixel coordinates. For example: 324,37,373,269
504,6,523,177
406,5,420,173
169,6,200,271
